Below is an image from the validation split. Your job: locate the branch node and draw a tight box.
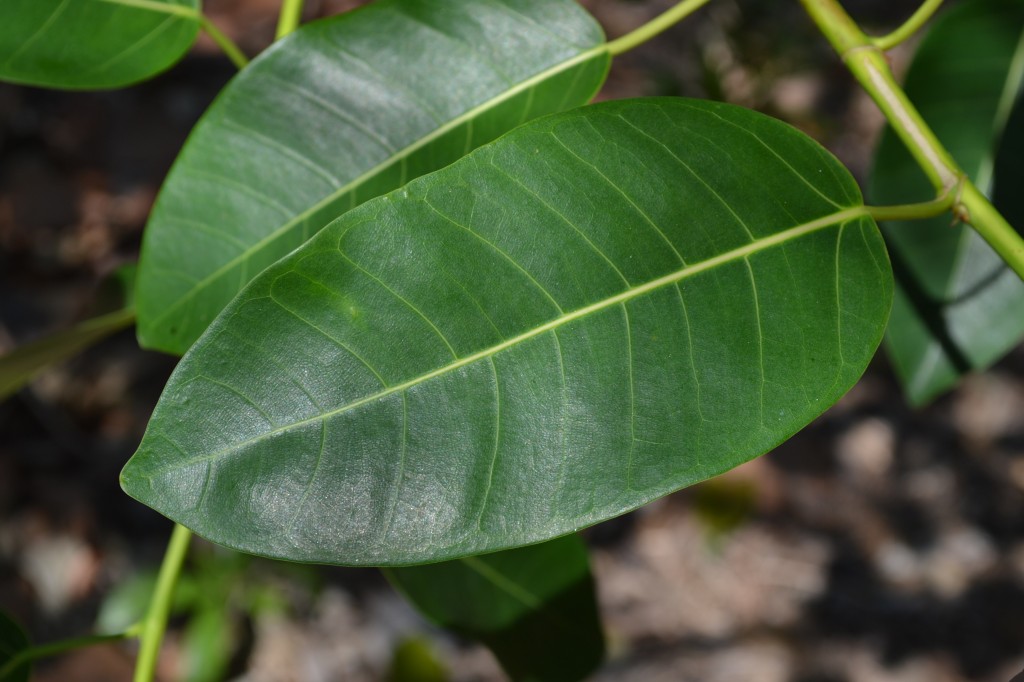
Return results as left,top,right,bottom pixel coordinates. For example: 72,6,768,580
951,175,971,225
840,43,882,63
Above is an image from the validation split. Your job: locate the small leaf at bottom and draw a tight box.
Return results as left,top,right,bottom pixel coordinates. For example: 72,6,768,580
387,535,603,682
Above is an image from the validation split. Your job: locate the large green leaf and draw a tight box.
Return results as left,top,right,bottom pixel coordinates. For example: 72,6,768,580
135,0,610,355
0,611,30,682
387,535,603,682
121,98,893,565
0,0,200,89
869,0,1024,405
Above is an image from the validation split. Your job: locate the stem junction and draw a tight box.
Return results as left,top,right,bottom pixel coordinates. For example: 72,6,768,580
872,0,944,50
799,0,1024,281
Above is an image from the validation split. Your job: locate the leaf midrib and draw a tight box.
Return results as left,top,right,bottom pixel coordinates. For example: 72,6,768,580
144,205,868,475
94,0,200,20
457,555,542,610
145,44,611,333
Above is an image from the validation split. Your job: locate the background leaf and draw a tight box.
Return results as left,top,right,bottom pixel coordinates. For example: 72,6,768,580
122,98,892,565
387,535,603,682
135,0,610,355
386,638,448,682
0,611,30,682
869,0,1024,405
180,607,235,682
0,264,136,401
0,0,200,89
0,307,135,401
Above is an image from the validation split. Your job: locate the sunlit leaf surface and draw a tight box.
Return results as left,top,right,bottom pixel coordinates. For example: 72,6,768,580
135,0,609,354
123,99,892,565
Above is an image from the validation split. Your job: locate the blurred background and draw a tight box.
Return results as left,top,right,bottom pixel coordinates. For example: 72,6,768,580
2,0,1024,680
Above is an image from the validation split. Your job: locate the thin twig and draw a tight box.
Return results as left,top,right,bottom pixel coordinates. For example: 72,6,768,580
201,15,249,69
799,0,1024,281
872,0,944,51
276,0,306,40
606,0,714,56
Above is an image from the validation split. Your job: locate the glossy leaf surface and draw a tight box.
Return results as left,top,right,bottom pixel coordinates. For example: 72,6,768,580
0,0,200,89
388,535,603,682
870,0,1024,405
0,611,29,682
122,98,893,565
135,0,610,355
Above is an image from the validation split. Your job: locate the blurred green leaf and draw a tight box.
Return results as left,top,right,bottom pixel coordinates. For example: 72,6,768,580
96,571,200,634
0,611,30,682
0,0,200,89
692,478,757,538
387,638,448,682
870,0,1024,405
111,263,139,310
0,307,135,401
388,536,602,682
181,606,235,682
96,573,158,635
135,0,610,354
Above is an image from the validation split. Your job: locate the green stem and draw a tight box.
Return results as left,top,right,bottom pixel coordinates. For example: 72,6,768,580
276,0,306,40
960,180,1024,279
98,0,249,69
606,0,714,56
0,627,139,679
132,524,192,682
200,15,249,69
866,186,956,222
872,0,944,51
800,0,1024,282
